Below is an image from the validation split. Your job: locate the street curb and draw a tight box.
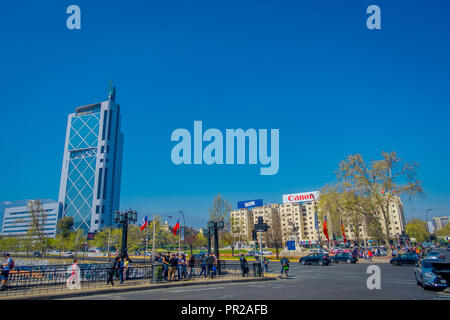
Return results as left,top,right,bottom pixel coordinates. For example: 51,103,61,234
1,276,277,300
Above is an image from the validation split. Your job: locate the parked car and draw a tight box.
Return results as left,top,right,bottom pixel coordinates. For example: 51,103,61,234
299,253,331,266
330,252,358,264
390,253,420,266
415,259,449,290
246,251,257,257
32,251,42,258
447,246,450,252
62,251,75,257
426,251,445,260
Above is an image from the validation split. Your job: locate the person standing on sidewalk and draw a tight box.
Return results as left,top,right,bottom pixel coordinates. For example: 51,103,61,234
168,254,178,281
118,256,125,285
123,257,130,281
107,257,119,286
188,254,196,278
263,256,269,273
161,254,169,281
1,253,13,291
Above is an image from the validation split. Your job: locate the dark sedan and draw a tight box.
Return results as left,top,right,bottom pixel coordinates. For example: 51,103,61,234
390,253,420,266
426,251,445,260
330,252,358,264
299,253,331,266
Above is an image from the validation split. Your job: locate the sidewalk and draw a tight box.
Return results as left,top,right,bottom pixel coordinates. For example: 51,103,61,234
0,275,277,300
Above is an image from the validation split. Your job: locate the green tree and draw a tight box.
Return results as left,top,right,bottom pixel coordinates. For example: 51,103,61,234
405,219,430,243
194,232,207,249
56,217,74,238
336,152,423,255
209,194,232,227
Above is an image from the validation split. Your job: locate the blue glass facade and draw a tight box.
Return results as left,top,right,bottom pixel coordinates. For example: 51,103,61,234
59,98,123,234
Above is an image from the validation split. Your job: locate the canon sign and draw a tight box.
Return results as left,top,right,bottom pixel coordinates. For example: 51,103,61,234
282,191,320,204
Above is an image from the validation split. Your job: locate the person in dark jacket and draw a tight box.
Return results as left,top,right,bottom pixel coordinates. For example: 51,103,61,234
188,255,196,278
198,255,207,277
107,257,119,286
239,254,248,277
206,254,215,277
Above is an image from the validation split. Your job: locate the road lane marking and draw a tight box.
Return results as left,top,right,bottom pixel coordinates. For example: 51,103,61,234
168,286,225,293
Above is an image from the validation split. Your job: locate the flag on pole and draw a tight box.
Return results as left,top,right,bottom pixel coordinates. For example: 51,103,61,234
323,216,329,242
172,219,180,236
140,216,148,231
340,219,347,243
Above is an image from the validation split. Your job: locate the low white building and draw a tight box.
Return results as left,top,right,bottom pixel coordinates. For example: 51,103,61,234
1,200,62,238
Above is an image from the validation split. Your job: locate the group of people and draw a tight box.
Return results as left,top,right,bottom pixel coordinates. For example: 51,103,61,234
154,252,219,281
391,245,424,257
67,254,133,289
239,254,270,277
106,255,133,286
351,248,374,262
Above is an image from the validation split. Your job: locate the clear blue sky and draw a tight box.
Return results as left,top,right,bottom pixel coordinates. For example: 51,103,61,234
1,1,449,227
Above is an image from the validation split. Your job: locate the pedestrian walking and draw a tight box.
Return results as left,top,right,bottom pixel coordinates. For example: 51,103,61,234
239,254,248,277
206,253,214,277
368,249,373,262
1,253,14,291
199,254,207,277
66,259,81,290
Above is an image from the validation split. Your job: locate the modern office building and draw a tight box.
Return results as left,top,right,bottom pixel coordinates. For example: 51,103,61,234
1,200,61,238
432,216,449,232
58,86,124,234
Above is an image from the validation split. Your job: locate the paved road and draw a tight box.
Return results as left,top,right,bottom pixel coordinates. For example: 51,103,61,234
64,248,450,300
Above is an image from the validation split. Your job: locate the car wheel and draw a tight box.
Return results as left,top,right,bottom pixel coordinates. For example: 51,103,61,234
318,260,323,266
301,260,306,265
346,259,351,264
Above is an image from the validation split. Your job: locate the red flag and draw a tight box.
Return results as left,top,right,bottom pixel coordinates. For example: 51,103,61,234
172,219,180,236
140,216,148,231
340,219,347,243
323,216,329,242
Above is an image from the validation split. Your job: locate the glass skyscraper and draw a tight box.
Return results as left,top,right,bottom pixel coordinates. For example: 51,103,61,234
58,88,123,233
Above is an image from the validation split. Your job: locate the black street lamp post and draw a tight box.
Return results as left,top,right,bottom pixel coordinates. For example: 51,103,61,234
114,209,138,258
204,228,212,254
206,220,224,274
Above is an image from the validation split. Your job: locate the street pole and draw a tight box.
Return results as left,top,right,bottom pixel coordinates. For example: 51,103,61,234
145,221,150,262
207,229,212,254
121,220,128,258
107,227,111,262
259,231,264,275
214,226,219,258
151,218,156,260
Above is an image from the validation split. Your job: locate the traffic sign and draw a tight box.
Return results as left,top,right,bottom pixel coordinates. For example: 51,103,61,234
287,241,296,250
